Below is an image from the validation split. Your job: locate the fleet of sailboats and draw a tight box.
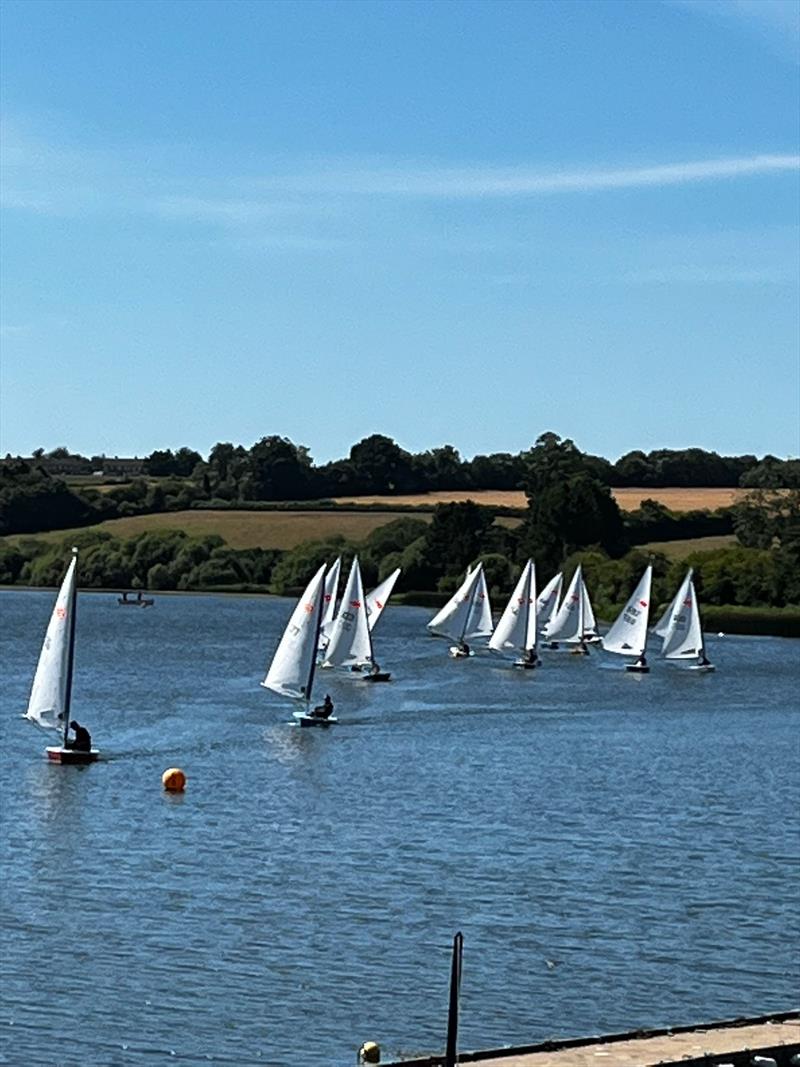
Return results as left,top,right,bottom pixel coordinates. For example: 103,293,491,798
21,547,721,757
542,563,594,654
321,556,391,681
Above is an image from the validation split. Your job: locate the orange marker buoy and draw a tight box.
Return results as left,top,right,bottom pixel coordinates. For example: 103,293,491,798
162,767,187,792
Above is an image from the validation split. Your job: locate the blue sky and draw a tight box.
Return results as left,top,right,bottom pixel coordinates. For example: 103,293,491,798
1,0,798,464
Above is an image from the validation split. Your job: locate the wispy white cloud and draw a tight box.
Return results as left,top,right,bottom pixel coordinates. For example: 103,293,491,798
3,116,798,220
278,153,800,199
151,196,305,224
670,0,800,60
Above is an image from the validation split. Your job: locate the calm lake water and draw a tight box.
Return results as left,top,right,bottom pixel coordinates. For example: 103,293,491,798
1,588,798,1066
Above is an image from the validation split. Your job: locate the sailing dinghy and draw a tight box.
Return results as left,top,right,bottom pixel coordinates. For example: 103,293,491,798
543,564,591,655
24,548,99,764
317,555,342,653
365,567,401,632
261,564,337,726
427,562,493,657
602,564,653,672
488,559,539,668
322,556,391,681
537,571,563,647
659,570,715,671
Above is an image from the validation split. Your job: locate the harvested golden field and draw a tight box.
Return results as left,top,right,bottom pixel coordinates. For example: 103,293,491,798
9,510,430,551
332,487,746,511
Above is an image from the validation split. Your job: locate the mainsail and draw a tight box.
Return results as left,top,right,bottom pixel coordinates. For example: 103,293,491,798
581,578,598,639
427,562,492,644
489,559,537,658
323,556,373,669
661,572,705,660
262,564,326,700
25,551,78,732
365,567,401,632
318,556,342,643
603,564,653,657
653,567,694,638
537,571,563,635
544,565,585,644
464,566,493,641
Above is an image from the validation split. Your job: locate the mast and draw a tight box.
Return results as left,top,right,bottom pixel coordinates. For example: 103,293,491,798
459,563,481,644
528,563,538,657
62,547,78,747
577,566,585,643
304,568,326,708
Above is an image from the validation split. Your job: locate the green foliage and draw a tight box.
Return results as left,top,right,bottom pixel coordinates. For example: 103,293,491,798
423,501,495,574
0,460,96,536
626,499,734,544
518,433,628,572
269,539,344,594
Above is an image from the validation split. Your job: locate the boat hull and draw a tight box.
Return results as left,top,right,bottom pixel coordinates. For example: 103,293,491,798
625,664,650,674
362,672,391,683
46,746,99,764
293,713,338,728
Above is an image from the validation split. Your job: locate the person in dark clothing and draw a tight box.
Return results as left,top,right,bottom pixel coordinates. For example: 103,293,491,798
66,720,92,751
311,694,334,719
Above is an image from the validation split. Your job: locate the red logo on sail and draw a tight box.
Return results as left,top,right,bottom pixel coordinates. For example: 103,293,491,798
56,607,66,619
350,599,361,609
304,602,315,614
639,600,648,607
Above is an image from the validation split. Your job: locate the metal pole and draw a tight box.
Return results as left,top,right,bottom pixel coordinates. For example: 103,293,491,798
445,931,463,1067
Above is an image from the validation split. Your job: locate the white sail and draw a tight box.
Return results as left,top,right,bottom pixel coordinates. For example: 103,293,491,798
365,567,401,632
464,565,493,640
489,560,537,657
545,565,585,643
319,556,342,640
581,577,598,638
653,568,694,638
323,556,373,669
25,553,77,732
262,564,326,700
603,564,653,657
537,572,563,635
661,574,705,660
427,563,486,643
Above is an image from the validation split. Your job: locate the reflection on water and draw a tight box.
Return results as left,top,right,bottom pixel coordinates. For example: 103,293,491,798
0,588,798,1066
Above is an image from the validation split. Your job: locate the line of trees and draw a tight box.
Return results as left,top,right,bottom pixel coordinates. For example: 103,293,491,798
7,435,800,499
3,435,798,620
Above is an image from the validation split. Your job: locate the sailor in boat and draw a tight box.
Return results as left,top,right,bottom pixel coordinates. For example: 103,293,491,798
521,647,540,668
311,694,335,720
571,639,590,656
631,654,648,671
65,720,92,752
452,640,470,658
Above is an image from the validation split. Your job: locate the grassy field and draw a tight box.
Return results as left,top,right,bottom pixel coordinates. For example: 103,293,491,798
6,511,740,558
641,535,738,559
332,487,745,511
6,510,433,550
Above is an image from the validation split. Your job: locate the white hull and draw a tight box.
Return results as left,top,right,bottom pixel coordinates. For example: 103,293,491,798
46,746,99,764
292,711,338,728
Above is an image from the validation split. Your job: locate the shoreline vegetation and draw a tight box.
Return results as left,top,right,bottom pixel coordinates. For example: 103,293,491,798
3,434,797,636
4,584,798,640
